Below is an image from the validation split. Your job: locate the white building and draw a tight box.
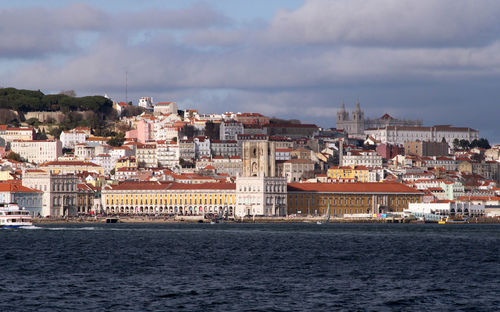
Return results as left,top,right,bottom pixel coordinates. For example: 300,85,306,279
341,150,383,168
60,128,91,149
138,97,154,110
154,102,178,115
0,182,43,216
0,126,33,144
220,120,244,141
92,154,114,174
235,176,287,217
365,125,479,147
10,140,62,164
22,169,78,217
157,141,179,168
194,137,211,159
406,202,484,219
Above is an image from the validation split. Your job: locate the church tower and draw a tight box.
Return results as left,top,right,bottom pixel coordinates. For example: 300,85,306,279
351,100,365,136
242,141,276,177
336,101,349,130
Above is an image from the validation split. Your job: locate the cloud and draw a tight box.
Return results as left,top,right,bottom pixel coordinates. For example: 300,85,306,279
0,3,108,58
265,0,500,47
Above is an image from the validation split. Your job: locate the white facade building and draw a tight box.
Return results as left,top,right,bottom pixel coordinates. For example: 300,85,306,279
10,140,62,164
365,125,479,147
194,137,211,159
138,97,154,110
220,121,244,141
154,102,178,115
341,150,383,168
406,202,484,218
235,176,287,217
60,128,90,149
22,170,78,217
157,141,179,168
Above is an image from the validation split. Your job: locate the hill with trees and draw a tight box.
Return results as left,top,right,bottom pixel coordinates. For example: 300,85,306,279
0,87,113,114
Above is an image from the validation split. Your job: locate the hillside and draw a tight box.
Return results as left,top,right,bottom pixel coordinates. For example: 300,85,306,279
0,88,113,113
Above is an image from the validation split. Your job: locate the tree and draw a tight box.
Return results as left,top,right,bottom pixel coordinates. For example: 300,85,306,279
180,125,196,138
121,105,146,117
6,151,22,162
59,90,76,97
453,138,460,150
459,139,470,150
107,133,125,147
204,121,220,140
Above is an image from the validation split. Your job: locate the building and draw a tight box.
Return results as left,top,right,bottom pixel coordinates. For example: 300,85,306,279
138,97,153,110
404,140,449,157
0,125,34,144
194,136,211,159
266,124,319,139
282,159,315,182
179,139,195,161
235,113,270,125
212,156,242,177
154,102,178,115
60,128,90,149
136,144,157,168
406,202,484,219
235,176,287,217
10,140,62,164
211,140,240,157
327,166,377,183
101,181,236,216
22,169,78,217
365,125,479,147
156,141,179,168
341,150,383,168
376,143,402,160
0,182,43,216
287,182,423,217
220,120,244,141
336,102,422,137
242,140,276,177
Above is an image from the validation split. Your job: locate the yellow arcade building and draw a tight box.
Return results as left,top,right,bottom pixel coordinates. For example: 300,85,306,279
102,181,236,215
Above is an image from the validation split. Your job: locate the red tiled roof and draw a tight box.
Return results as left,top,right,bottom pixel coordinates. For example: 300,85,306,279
0,183,42,193
287,182,422,194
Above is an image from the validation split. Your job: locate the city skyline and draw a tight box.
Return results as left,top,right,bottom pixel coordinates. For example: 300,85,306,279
0,0,499,142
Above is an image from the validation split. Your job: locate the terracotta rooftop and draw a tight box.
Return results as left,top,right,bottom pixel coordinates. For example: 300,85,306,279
287,182,423,194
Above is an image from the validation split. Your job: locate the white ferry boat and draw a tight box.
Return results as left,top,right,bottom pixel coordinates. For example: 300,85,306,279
0,203,32,229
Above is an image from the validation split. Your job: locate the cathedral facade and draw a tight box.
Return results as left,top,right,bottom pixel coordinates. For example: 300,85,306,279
336,102,422,137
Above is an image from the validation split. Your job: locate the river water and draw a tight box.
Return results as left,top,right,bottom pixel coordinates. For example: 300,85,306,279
1,223,499,311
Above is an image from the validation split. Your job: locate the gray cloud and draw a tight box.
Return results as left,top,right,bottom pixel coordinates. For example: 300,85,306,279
265,0,500,47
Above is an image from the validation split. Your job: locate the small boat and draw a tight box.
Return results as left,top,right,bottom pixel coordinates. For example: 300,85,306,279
0,203,32,229
438,217,468,224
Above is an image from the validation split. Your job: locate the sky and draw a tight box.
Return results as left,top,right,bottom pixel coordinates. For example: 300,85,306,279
0,0,499,143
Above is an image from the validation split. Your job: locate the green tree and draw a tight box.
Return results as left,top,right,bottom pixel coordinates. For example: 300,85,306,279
6,151,22,162
107,133,125,147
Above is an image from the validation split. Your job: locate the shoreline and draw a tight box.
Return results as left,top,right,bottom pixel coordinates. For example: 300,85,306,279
32,216,500,224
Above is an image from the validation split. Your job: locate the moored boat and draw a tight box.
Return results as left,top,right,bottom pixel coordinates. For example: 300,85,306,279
0,203,32,229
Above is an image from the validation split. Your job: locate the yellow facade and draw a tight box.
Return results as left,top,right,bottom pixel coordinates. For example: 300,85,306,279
103,184,236,215
327,166,371,182
115,158,138,171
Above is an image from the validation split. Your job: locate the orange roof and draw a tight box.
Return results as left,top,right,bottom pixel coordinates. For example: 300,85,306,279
107,181,235,191
287,182,422,194
41,161,100,167
0,183,41,193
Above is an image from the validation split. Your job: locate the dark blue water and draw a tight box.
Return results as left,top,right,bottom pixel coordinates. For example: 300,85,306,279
1,223,499,311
